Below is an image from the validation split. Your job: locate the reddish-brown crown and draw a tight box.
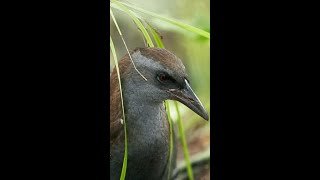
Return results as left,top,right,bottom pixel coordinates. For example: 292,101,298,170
131,47,186,77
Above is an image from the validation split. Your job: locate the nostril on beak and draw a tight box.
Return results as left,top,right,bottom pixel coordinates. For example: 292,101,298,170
188,97,194,102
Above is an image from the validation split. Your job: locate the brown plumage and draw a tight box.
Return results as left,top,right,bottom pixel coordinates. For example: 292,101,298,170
110,47,208,180
109,52,128,147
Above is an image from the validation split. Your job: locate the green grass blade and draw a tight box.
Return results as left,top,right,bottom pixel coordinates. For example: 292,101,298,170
111,0,154,47
110,8,148,81
174,101,194,180
165,101,174,180
110,36,128,180
147,23,165,48
149,24,174,180
119,1,210,39
150,25,174,179
110,8,122,36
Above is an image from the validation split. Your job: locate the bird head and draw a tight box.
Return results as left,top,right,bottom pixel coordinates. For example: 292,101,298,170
118,47,209,121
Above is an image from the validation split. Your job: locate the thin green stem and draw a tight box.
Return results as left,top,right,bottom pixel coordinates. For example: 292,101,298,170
165,101,174,180
175,101,194,180
111,0,155,47
110,8,148,81
110,37,128,180
147,23,165,48
149,23,174,180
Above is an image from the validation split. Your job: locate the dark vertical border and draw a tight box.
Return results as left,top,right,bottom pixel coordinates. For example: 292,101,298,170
211,0,319,179
5,0,110,179
212,0,225,179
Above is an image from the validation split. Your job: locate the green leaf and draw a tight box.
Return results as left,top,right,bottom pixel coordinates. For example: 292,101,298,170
147,23,165,48
165,101,174,180
119,1,210,39
110,36,128,180
110,7,148,81
148,23,174,180
175,101,194,180
111,0,154,47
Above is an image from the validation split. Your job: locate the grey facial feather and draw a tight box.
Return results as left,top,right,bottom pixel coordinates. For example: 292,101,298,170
131,50,174,75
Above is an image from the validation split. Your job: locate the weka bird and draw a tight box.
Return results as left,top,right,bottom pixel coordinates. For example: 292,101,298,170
110,47,208,180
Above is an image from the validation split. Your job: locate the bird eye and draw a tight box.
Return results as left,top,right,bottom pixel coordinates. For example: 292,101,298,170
157,73,169,82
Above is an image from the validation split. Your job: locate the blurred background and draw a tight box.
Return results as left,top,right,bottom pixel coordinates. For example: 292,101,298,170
110,0,210,179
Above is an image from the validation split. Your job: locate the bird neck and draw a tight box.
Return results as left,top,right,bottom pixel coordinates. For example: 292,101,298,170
123,92,168,137
121,80,170,150
123,89,171,175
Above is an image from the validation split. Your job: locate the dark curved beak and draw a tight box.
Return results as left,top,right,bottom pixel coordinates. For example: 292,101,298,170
167,79,209,121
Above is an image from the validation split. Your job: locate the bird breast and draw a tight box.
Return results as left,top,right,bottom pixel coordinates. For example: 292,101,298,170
110,100,172,179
